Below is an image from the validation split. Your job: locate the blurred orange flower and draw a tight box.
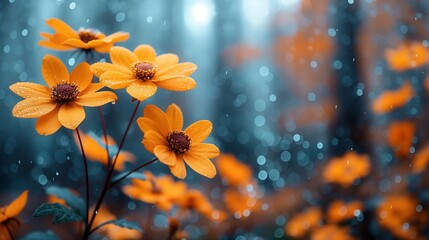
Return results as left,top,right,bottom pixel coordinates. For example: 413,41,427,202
10,55,117,135
412,145,429,173
216,154,252,187
323,151,371,187
73,131,135,170
0,191,28,240
92,207,142,239
137,104,220,179
122,172,187,211
285,207,322,238
385,41,429,71
39,18,129,53
327,200,362,223
371,81,414,114
376,194,424,239
175,189,225,221
223,43,262,67
311,225,355,240
90,45,197,101
223,189,259,218
387,120,415,158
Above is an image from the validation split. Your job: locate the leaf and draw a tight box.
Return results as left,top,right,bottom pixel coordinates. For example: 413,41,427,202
112,171,146,182
45,186,85,216
109,219,144,232
21,230,60,240
33,203,83,224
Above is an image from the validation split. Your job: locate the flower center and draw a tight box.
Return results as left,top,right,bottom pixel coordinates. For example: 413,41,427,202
132,62,157,81
78,30,99,43
167,131,191,154
51,82,79,104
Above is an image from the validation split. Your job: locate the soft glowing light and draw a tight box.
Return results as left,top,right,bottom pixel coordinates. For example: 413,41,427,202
185,0,215,30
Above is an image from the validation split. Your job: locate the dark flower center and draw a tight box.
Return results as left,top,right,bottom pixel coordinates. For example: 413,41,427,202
132,62,157,81
167,131,191,154
51,82,79,104
78,30,99,43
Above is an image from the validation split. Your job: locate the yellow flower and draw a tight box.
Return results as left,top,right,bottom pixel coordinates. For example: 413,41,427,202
175,189,225,221
0,191,28,240
216,154,253,187
311,225,355,240
327,200,362,223
385,41,429,71
387,120,415,158
285,207,322,238
371,81,414,114
10,55,117,135
137,104,219,179
39,18,129,53
90,45,197,101
122,171,187,211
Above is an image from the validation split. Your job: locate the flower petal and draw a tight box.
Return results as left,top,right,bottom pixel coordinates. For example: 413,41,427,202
156,54,179,70
106,32,130,42
142,130,168,153
58,103,85,129
169,158,187,179
126,81,157,101
155,76,196,91
134,45,156,62
10,82,51,98
157,62,197,77
166,104,183,131
90,62,130,77
137,117,166,136
35,106,62,135
5,190,28,219
12,98,57,118
183,152,217,178
191,143,220,158
110,46,138,68
154,145,177,166
62,38,87,49
143,104,169,135
46,18,78,38
86,39,110,48
185,120,212,144
38,40,75,51
70,62,92,92
75,91,117,107
79,83,104,95
42,54,70,87
100,71,136,89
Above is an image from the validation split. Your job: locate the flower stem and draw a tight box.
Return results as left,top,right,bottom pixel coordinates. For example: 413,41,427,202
98,106,111,170
75,128,90,227
109,158,158,189
82,100,141,240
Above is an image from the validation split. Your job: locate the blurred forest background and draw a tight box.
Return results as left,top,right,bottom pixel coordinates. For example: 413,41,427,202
2,0,429,239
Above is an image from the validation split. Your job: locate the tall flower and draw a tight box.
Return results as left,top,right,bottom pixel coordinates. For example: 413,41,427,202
90,45,197,101
39,18,129,53
10,55,117,135
137,104,219,178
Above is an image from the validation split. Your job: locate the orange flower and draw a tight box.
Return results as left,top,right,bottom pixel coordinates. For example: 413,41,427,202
371,81,414,114
90,45,197,101
327,200,362,223
39,18,129,53
285,207,322,238
311,225,355,240
122,172,187,211
376,194,424,239
223,189,259,218
92,206,142,240
73,131,135,170
323,151,371,187
137,104,219,179
387,120,415,158
411,145,429,173
0,191,28,240
216,154,252,187
175,189,225,221
10,55,117,135
385,41,429,71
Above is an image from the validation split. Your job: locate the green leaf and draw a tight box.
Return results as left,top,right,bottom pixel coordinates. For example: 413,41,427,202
33,203,83,224
112,171,146,182
109,219,144,232
21,230,60,240
45,186,85,217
